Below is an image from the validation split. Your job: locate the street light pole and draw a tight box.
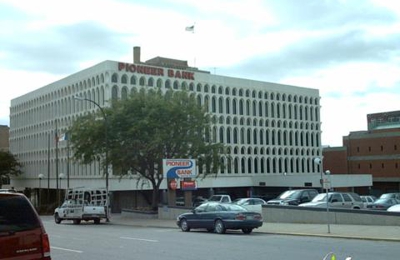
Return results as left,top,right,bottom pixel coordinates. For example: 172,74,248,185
324,170,331,234
74,96,109,221
38,174,44,211
314,157,323,193
59,173,65,205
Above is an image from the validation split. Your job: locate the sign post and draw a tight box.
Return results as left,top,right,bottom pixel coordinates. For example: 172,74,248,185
163,159,197,207
324,170,331,234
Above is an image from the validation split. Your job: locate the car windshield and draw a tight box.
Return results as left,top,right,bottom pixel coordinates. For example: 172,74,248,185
374,198,390,204
233,199,247,205
311,193,329,202
278,190,301,199
380,194,394,199
221,204,247,211
208,196,222,202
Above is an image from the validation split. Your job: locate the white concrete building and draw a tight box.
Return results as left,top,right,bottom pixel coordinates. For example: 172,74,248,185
9,47,371,209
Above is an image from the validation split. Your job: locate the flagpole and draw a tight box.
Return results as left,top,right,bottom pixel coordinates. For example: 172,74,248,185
67,134,70,190
185,23,196,67
47,133,50,205
55,120,59,205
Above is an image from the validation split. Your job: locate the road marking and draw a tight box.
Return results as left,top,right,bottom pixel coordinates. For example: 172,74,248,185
51,246,83,253
120,237,158,242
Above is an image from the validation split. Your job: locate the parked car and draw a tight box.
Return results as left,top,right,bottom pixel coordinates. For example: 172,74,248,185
207,194,232,203
233,197,267,206
176,196,208,207
379,193,400,200
366,198,400,210
192,196,207,207
266,189,319,206
0,191,51,259
299,192,364,209
360,195,377,207
176,202,263,234
232,198,267,213
387,204,400,212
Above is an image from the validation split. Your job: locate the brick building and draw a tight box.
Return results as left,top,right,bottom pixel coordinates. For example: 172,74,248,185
323,111,400,196
0,125,9,152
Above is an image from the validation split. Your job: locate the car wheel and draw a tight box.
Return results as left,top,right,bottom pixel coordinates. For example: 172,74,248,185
94,218,100,224
180,219,190,232
214,219,226,234
73,219,81,225
242,228,253,234
54,213,62,224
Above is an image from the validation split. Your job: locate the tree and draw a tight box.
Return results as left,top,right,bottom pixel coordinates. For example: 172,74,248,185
69,88,227,209
0,151,22,188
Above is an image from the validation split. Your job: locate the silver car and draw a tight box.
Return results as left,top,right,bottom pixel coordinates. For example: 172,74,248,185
360,195,377,207
299,192,364,209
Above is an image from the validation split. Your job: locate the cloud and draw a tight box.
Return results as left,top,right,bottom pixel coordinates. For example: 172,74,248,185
322,90,400,146
264,0,397,30
0,21,129,74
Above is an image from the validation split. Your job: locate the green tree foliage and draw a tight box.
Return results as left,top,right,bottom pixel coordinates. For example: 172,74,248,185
69,88,227,209
0,151,22,188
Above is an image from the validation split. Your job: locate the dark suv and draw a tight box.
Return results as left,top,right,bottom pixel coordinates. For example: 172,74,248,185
0,191,51,259
266,189,319,206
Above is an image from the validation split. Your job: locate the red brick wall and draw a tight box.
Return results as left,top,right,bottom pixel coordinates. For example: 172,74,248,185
344,129,400,178
323,148,348,174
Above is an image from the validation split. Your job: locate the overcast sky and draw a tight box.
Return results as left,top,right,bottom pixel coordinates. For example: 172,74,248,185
1,0,400,146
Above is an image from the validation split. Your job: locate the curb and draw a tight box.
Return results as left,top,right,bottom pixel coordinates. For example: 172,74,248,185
108,220,400,242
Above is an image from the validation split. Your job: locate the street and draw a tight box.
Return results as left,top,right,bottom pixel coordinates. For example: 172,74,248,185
42,216,398,260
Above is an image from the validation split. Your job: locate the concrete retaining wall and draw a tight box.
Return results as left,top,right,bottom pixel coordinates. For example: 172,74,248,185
262,205,400,225
157,205,400,226
121,208,158,219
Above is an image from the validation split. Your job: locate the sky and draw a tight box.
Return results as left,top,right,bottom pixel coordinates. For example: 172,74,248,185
1,0,400,147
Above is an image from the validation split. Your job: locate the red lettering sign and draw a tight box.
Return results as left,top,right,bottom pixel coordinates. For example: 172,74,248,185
118,62,194,80
166,161,190,166
181,180,197,190
117,62,164,76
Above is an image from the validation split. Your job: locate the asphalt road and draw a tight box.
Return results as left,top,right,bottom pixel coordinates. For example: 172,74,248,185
41,216,398,260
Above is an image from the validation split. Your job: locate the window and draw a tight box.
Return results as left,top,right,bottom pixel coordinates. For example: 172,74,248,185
111,73,118,83
139,77,145,86
148,78,154,87
130,76,136,85
165,80,171,88
342,194,352,202
331,194,343,203
157,79,162,87
121,74,127,84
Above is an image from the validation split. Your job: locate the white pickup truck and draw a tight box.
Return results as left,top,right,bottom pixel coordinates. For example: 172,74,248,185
54,188,108,224
207,194,232,203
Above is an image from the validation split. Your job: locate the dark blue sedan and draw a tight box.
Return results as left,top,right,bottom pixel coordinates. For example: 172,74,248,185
176,202,263,234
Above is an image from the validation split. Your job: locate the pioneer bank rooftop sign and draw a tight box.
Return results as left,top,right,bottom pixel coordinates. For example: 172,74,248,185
118,62,195,80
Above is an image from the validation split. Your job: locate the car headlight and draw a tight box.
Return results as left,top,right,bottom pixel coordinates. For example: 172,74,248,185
280,201,289,205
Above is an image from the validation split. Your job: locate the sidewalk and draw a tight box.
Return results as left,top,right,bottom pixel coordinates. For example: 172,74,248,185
109,213,400,242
